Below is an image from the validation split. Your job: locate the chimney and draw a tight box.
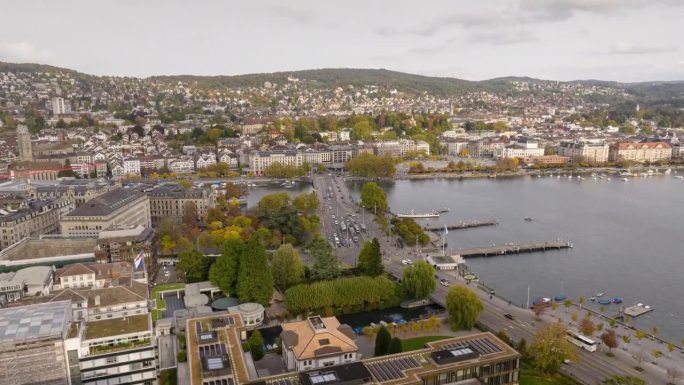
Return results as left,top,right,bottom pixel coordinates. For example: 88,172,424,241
94,295,100,306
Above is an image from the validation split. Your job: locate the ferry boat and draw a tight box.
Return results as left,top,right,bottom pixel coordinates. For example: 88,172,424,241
397,210,440,219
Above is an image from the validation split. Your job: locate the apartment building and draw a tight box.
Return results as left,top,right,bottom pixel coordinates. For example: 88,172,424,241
249,150,303,176
498,138,544,159
0,198,73,250
146,185,216,227
557,141,610,163
609,142,673,162
281,316,359,371
60,188,151,237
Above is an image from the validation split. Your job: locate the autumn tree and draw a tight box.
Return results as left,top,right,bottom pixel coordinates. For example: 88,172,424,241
182,202,199,230
579,317,596,337
271,244,305,293
600,329,619,353
445,286,483,331
530,322,578,374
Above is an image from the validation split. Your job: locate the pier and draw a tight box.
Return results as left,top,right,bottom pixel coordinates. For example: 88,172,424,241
424,219,498,232
454,240,572,258
623,304,654,318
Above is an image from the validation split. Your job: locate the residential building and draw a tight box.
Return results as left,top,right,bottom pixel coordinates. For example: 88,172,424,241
0,198,73,250
60,188,151,237
146,185,216,228
609,142,673,162
123,157,141,176
249,150,303,176
51,96,70,115
557,141,610,163
373,139,431,158
52,261,142,292
17,124,33,162
281,316,359,371
497,138,544,159
0,300,73,385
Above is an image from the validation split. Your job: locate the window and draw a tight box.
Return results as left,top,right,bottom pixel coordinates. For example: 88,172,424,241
106,356,117,364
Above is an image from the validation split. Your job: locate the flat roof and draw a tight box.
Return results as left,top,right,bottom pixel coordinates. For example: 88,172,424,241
0,300,71,345
84,313,150,340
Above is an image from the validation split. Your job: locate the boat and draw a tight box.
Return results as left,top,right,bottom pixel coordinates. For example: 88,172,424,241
435,207,450,213
554,294,567,302
532,297,552,307
665,168,672,175
524,217,533,222
612,297,623,304
598,299,612,305
590,296,596,302
595,292,605,297
620,178,628,182
397,210,440,219
674,176,684,180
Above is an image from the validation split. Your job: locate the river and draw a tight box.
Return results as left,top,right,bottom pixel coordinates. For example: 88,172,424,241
350,175,684,342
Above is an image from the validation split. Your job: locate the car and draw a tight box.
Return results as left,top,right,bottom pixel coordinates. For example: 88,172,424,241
401,259,414,265
504,313,515,320
563,359,572,364
334,220,339,225
331,214,336,219
439,278,449,287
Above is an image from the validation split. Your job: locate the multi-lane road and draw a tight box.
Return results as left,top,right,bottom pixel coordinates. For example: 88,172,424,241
317,174,665,385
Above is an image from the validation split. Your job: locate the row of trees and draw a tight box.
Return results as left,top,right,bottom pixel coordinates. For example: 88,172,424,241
407,158,520,175
391,218,430,247
263,162,312,178
284,276,398,314
346,153,396,178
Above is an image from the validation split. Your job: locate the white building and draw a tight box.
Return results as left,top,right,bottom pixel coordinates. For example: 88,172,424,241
497,138,544,158
51,97,70,115
123,157,141,176
248,150,303,176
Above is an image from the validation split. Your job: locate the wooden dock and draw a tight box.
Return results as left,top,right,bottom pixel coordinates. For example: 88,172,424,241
623,304,654,318
424,219,498,232
454,240,572,258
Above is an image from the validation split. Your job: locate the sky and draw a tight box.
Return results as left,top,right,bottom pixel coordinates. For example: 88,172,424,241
1,0,682,82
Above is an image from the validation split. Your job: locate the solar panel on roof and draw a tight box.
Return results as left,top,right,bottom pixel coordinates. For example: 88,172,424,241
309,372,338,384
206,357,224,370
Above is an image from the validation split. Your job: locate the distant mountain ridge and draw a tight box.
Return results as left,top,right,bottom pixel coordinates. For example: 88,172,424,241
1,61,683,99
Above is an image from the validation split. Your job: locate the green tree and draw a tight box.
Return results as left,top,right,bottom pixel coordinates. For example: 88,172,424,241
177,249,209,283
530,322,578,374
236,239,274,305
208,243,241,296
374,326,391,356
248,330,265,361
352,120,373,141
360,182,388,212
160,235,176,255
346,153,396,178
357,238,383,276
206,207,224,224
387,337,403,354
602,376,645,385
445,286,483,330
293,192,320,216
402,260,436,300
271,244,305,293
308,239,340,280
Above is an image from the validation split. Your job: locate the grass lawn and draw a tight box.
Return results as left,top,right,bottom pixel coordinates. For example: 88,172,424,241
401,336,452,352
520,362,580,385
151,283,185,323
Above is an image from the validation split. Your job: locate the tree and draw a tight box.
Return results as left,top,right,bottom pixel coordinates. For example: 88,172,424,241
346,153,396,178
651,349,662,364
600,329,619,352
206,207,224,224
249,330,265,361
178,179,193,189
602,376,645,385
374,326,391,356
160,235,176,255
271,244,305,293
387,337,403,354
177,249,209,283
578,295,585,307
635,330,647,344
357,238,383,276
236,239,274,305
518,337,528,358
352,120,373,141
532,303,546,319
402,260,436,300
308,239,340,280
208,242,241,295
530,322,578,374
579,317,596,337
182,202,199,230
360,182,388,212
445,286,483,331
563,299,572,312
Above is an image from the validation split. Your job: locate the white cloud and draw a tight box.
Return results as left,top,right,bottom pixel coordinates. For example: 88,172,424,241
0,42,53,62
608,42,674,55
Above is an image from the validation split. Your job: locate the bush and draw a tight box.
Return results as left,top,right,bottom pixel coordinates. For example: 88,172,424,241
177,350,187,362
249,330,265,361
285,276,398,314
375,326,391,356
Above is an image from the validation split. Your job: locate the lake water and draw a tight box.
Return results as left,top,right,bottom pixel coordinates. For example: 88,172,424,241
350,175,684,342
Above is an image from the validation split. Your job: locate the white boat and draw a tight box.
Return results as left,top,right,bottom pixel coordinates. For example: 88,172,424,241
674,176,684,180
620,178,628,182
665,168,672,175
397,210,440,219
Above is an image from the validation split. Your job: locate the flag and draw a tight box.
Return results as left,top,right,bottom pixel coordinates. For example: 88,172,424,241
134,250,145,269
444,225,448,235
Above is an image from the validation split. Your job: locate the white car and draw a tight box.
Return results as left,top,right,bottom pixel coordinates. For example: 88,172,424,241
401,259,414,265
439,278,449,287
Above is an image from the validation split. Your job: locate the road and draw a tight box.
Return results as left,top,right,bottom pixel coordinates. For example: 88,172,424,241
326,175,668,385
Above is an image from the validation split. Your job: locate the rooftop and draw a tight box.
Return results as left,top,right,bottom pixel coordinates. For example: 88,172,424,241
0,300,71,345
64,188,146,217
84,313,150,340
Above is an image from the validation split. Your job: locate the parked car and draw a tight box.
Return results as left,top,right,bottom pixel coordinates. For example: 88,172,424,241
439,278,449,287
504,313,515,320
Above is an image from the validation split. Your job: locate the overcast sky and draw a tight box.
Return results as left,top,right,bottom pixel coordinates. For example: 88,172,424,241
1,0,682,82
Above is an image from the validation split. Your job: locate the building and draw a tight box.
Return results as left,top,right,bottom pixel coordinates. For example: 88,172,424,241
248,150,303,176
557,141,610,163
60,188,151,237
522,155,571,166
0,236,97,269
146,185,216,228
51,96,70,115
95,225,158,271
497,138,544,159
9,161,65,180
609,142,673,162
0,300,73,385
281,316,359,371
52,261,142,292
0,265,53,303
0,198,73,250
17,124,33,162
372,139,431,158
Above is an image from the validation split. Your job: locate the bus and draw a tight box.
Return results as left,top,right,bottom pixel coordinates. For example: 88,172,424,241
566,330,598,352
340,223,347,233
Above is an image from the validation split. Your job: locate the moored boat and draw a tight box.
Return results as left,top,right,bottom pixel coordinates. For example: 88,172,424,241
397,210,440,219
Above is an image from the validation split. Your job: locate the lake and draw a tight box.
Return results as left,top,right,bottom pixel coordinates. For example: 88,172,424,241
350,174,684,342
